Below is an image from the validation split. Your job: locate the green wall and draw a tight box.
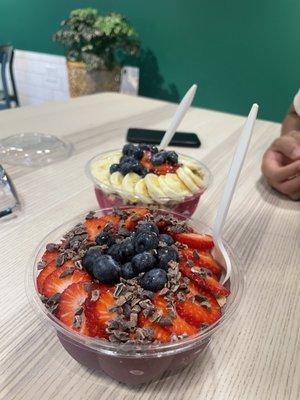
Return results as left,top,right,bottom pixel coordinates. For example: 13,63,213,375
1,0,299,121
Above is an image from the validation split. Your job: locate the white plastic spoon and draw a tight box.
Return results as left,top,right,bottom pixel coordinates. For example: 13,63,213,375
213,103,259,283
159,84,197,149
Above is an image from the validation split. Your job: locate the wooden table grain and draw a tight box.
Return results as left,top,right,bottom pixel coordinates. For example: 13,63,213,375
0,93,299,400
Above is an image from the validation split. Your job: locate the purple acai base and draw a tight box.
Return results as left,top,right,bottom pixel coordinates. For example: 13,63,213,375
94,187,202,218
57,332,210,385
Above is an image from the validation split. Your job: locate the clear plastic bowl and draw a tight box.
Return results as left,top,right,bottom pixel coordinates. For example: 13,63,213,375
27,208,244,385
85,150,212,217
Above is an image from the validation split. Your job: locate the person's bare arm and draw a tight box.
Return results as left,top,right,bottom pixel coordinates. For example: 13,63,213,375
281,104,300,135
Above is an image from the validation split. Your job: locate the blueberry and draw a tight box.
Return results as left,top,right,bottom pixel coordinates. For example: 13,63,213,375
139,144,151,151
150,145,159,154
157,246,179,270
166,151,178,165
82,247,103,275
139,268,167,292
121,262,136,279
107,243,121,261
119,162,133,175
136,222,159,236
91,254,120,284
134,232,159,253
132,146,144,160
109,163,120,174
120,155,132,163
119,239,135,262
152,152,167,166
159,234,174,246
95,231,115,247
132,251,156,273
131,161,143,174
122,143,135,156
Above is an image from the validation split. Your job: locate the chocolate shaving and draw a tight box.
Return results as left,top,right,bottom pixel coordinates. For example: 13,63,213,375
116,296,127,306
187,260,194,268
37,261,46,270
56,254,66,267
59,268,75,279
46,243,59,252
194,294,207,303
73,314,82,329
75,307,83,316
47,293,61,304
83,282,93,292
157,316,172,326
90,289,100,302
85,211,96,220
193,250,200,260
129,313,138,328
114,283,126,298
74,260,83,270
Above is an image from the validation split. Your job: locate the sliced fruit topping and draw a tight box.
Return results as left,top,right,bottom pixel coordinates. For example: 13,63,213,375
37,260,57,294
154,295,197,336
176,281,221,327
152,164,179,176
172,232,214,251
179,261,230,297
85,214,120,241
140,150,152,170
42,261,92,298
57,282,92,335
179,248,222,278
138,314,170,343
42,250,58,264
85,285,116,338
124,207,150,230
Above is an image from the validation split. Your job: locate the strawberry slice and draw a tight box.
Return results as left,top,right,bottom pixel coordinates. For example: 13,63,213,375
85,214,120,241
84,285,116,338
176,281,221,327
153,164,179,176
141,150,152,170
37,260,57,294
172,232,214,250
42,261,92,298
154,295,197,336
138,314,171,343
57,282,92,335
124,207,150,230
42,250,58,264
179,248,222,278
179,261,230,297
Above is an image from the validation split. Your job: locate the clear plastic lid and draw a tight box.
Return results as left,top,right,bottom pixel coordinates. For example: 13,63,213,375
0,133,73,167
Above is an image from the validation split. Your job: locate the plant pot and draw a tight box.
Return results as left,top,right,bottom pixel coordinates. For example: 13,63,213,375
67,61,121,97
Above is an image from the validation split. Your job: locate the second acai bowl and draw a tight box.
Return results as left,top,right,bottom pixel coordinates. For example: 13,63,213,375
86,144,212,217
28,207,243,385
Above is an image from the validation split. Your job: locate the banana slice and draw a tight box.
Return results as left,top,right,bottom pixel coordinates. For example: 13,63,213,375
135,179,153,204
144,173,168,203
159,174,188,201
176,166,200,194
182,165,204,187
109,171,124,191
90,161,111,188
216,296,227,307
121,172,141,201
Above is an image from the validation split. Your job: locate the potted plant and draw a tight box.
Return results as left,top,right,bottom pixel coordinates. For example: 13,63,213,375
53,8,139,97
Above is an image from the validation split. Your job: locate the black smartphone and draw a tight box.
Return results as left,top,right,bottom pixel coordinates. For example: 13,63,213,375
127,128,201,148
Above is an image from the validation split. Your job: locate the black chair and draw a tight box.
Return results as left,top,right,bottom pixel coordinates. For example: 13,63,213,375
0,45,19,109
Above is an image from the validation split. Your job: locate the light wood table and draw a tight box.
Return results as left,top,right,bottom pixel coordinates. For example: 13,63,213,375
0,93,299,400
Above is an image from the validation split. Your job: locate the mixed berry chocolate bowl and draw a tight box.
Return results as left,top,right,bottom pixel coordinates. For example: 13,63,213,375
86,145,212,217
27,207,243,385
